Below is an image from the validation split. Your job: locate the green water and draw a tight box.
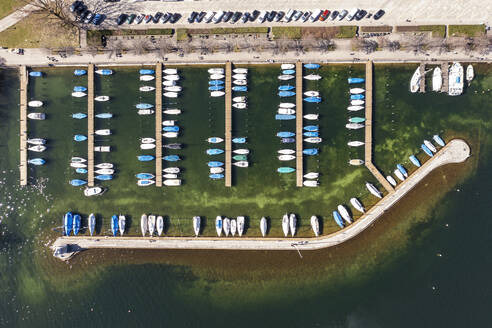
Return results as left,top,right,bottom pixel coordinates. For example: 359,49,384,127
0,63,491,327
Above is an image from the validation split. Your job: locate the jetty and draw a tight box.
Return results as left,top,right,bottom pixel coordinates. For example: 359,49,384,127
51,139,470,257
225,61,232,187
365,61,394,193
87,64,95,187
419,63,426,93
155,63,163,187
295,61,303,187
19,66,27,186
441,62,449,93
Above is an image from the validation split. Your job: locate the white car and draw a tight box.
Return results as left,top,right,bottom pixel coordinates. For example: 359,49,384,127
258,10,268,23
213,10,225,23
346,8,360,21
309,9,322,22
204,11,215,23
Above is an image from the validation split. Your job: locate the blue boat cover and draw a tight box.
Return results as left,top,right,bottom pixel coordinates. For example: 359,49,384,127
277,167,295,173
139,69,155,75
433,135,445,147
95,113,113,119
138,155,155,161
303,132,319,137
163,155,180,161
397,164,408,176
276,131,295,138
303,148,318,155
28,158,45,165
303,125,319,131
350,94,365,100
208,161,224,167
281,137,295,143
209,174,224,179
95,174,113,181
304,97,321,103
348,77,365,84
111,215,118,236
64,212,73,236
209,80,224,85
208,85,224,91
304,63,320,69
72,113,87,119
70,179,87,186
282,69,295,75
278,91,296,97
136,173,154,180
163,126,179,132
409,155,421,167
74,135,87,142
76,168,88,174
278,85,295,91
421,144,434,157
332,211,345,228
232,86,247,92
136,103,153,109
232,137,246,144
206,149,224,155
74,69,87,76
73,214,81,235
73,86,87,92
275,114,295,120
29,71,42,77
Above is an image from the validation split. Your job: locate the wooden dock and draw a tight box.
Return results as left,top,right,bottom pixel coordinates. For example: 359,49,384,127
19,66,28,186
441,62,449,93
364,61,394,193
155,63,163,187
295,61,303,187
419,63,425,93
87,64,95,187
225,62,232,187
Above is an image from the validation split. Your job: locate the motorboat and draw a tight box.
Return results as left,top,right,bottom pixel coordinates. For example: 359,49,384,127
27,138,46,145
332,211,345,229
208,68,224,74
278,154,295,161
304,114,319,120
148,215,156,236
72,91,86,97
88,213,96,236
303,180,319,187
96,69,113,75
140,86,155,92
74,69,86,76
209,80,224,86
433,135,445,147
233,161,249,168
289,213,296,236
275,114,295,120
424,140,437,153
347,105,364,111
304,172,319,179
394,169,405,181
337,205,352,224
278,149,295,155
72,156,87,163
232,86,247,92
164,109,181,115
349,117,365,123
350,94,364,100
64,212,73,236
278,91,295,97
163,80,175,86
346,123,364,130
304,63,320,69
164,92,178,98
95,163,113,169
163,143,182,150
215,216,223,236
350,88,365,94
260,217,267,237
164,179,181,186
210,167,224,174
70,179,86,186
304,97,321,103
351,100,365,106
303,148,318,155
139,69,155,75
141,214,148,236
448,62,464,96
96,113,112,119
164,167,180,174
163,155,180,162
28,100,43,107
94,146,110,152
72,113,86,119
432,67,442,92
350,198,365,213
70,162,86,168
233,149,249,155
210,91,225,97
223,217,230,236
349,159,364,166
118,215,126,236
282,214,289,237
366,182,383,198
162,132,178,138
28,145,46,152
140,143,156,150
138,155,155,161
95,129,111,136
232,137,246,144
232,102,247,109
348,77,364,84
156,216,164,236
281,137,295,143
410,67,421,93
466,64,474,83
28,113,45,120
276,131,295,138
277,167,295,173
282,69,295,75
73,86,87,92
278,85,295,91
209,73,224,80
397,164,408,178
233,68,248,74
278,75,294,80
95,174,113,181
110,215,118,237
163,174,178,179
207,148,224,155
138,110,154,115
76,168,87,174
95,168,114,175
230,219,237,236
163,125,179,132
304,74,321,81
137,179,155,186
233,73,247,80
210,173,224,179
95,96,109,102
311,216,320,236
163,68,178,75
304,91,319,97
233,96,246,102
140,75,155,81
279,103,295,108
165,85,182,92
304,125,318,132
281,64,295,69
237,216,245,236
421,144,434,157
409,155,421,167
29,71,43,77
348,141,364,147
136,173,155,180
304,137,322,143
207,137,224,143
209,85,224,91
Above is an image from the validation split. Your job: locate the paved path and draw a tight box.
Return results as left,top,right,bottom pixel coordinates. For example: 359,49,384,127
295,61,303,187
0,4,35,33
19,66,28,186
52,139,470,256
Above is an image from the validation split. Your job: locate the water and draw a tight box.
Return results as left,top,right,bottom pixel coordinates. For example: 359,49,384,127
0,63,491,327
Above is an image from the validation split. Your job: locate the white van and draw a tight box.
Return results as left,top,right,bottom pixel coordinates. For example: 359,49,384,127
346,8,359,21
204,11,215,23
213,10,224,23
309,9,322,22
283,9,295,22
258,10,268,23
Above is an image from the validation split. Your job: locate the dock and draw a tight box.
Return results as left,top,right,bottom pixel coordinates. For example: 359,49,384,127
51,139,470,257
364,61,394,193
419,63,425,93
155,63,163,187
295,61,303,187
441,62,449,93
225,61,232,187
19,66,27,186
87,64,95,187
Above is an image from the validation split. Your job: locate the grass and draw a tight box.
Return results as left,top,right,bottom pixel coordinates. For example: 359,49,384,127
360,26,393,33
335,26,357,38
87,28,175,45
0,0,23,20
448,24,486,37
272,26,302,39
176,28,189,41
188,27,269,35
418,25,446,38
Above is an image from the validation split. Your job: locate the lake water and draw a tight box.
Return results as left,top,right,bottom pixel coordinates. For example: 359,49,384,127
0,63,490,327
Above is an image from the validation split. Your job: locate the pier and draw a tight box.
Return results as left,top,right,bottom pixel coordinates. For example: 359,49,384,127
364,61,394,193
87,64,95,187
295,61,303,187
51,139,470,256
419,63,425,93
225,61,232,187
441,62,449,93
19,66,27,186
155,63,163,187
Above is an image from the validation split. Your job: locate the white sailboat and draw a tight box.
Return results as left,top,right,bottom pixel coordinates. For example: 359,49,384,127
208,68,224,74
303,180,319,187
89,213,96,236
95,95,109,102
279,103,295,109
237,216,245,236
347,141,364,147
156,216,164,236
260,217,267,237
304,172,318,179
304,114,319,120
278,108,295,115
432,67,442,92
164,92,178,98
141,214,148,236
193,216,200,236
466,64,474,83
350,88,365,94
28,100,43,107
366,182,383,198
164,109,181,115
410,67,421,93
278,154,295,161
311,216,320,237
282,214,289,237
304,74,321,81
148,215,156,236
386,175,397,187
350,197,365,213
230,219,237,236
281,64,295,69
289,213,296,237
210,91,225,97
140,86,155,92
338,205,352,224
223,217,230,237
448,62,464,96
394,169,405,181
140,75,155,81
233,68,248,74
163,68,178,75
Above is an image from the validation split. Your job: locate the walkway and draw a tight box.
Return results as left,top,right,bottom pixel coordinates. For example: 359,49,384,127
0,4,35,33
419,63,426,93
441,62,449,92
87,64,95,187
155,62,163,187
52,139,470,255
225,61,232,187
19,66,27,186
295,61,304,187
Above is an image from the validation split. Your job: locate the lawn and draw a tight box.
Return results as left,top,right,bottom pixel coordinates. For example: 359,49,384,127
418,25,446,38
448,24,486,37
335,26,357,38
272,27,302,39
0,0,23,20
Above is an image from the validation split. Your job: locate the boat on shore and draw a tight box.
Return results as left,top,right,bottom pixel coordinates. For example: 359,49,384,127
148,215,156,236
332,211,344,229
337,205,352,224
397,164,408,178
366,182,383,198
88,213,96,236
448,62,464,96
260,217,267,237
410,67,421,93
282,214,289,237
215,216,223,237
289,213,296,237
386,175,397,187
432,67,442,91
350,197,365,213
223,217,230,237
466,64,474,83
311,216,320,236
141,214,148,236
394,169,405,181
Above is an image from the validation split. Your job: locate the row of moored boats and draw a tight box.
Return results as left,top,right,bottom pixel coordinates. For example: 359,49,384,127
410,62,474,96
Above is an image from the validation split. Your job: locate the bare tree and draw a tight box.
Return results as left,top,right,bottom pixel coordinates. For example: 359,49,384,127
222,41,234,54
86,46,98,57
408,35,428,55
269,40,281,55
386,40,401,52
107,40,124,58
23,0,79,28
477,36,492,55
291,40,305,56
156,38,174,59
435,39,453,54
0,57,6,67
61,46,75,57
354,38,378,54
316,39,335,53
132,38,150,56
463,37,476,54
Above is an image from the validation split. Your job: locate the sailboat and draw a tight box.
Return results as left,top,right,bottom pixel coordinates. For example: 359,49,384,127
281,64,295,70
140,86,155,92
215,216,223,237
289,213,296,237
28,100,43,107
89,213,96,236
72,91,87,97
277,107,295,114
304,74,321,81
409,155,421,167
424,140,437,153
118,215,126,236
141,214,148,236
148,215,156,236
223,217,230,237
140,75,155,81
366,182,383,198
304,172,319,179
386,175,397,187
350,88,365,94
164,109,181,115
279,103,295,108
237,216,245,237
28,113,45,120
332,211,345,229
311,216,320,236
432,67,442,91
156,216,164,236
95,69,113,75
28,145,46,152
233,68,248,74
64,212,73,236
282,214,289,237
347,141,364,147
209,73,224,80
163,68,178,75
433,135,445,147
410,67,421,93
260,217,267,237
350,197,365,213
230,219,237,237
394,169,405,181
466,64,474,83
397,164,408,178
349,159,364,166
347,105,364,111
304,114,319,120
111,215,118,237
95,96,109,102
277,167,295,173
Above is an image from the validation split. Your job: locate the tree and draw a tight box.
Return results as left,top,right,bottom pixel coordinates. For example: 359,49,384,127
354,39,378,54
408,35,427,55
291,40,305,56
23,0,79,28
156,38,174,59
107,40,124,58
86,46,98,57
436,39,453,54
132,39,150,56
464,37,476,54
316,39,335,53
387,40,401,52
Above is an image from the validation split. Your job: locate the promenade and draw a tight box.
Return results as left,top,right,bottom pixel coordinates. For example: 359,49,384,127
155,62,163,187
87,64,95,187
19,66,27,186
295,61,303,187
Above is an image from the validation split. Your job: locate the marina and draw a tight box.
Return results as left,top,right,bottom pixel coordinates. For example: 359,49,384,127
87,64,95,187
295,61,304,187
225,61,232,187
155,62,163,187
19,66,28,186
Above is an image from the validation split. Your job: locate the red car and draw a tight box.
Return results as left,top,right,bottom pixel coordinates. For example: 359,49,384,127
319,9,330,21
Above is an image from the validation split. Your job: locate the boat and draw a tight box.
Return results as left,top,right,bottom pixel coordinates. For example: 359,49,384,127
432,67,442,91
28,113,45,120
27,138,46,145
278,154,295,161
433,135,445,147
64,212,73,236
277,167,295,173
118,215,126,236
95,96,109,102
220,217,230,237
233,154,247,161
349,159,364,166
29,71,42,77
410,67,421,93
164,167,180,174
351,100,365,106
72,91,86,97
110,215,118,237
210,173,224,179
275,114,295,120
421,144,434,157
304,74,321,81
138,109,154,115
233,74,247,80
278,85,295,91
276,131,295,138
70,157,86,163
28,100,43,107
232,86,247,92
260,217,267,237
208,68,224,74
74,69,86,76
95,113,112,119
163,80,175,86
137,179,155,186
448,62,464,96
162,132,178,138
141,214,148,236
210,167,224,174
95,163,113,169
349,117,366,123
347,105,364,111
96,69,112,76
70,179,87,186
233,68,248,74
233,97,246,104
88,213,96,236
95,168,114,175
94,146,110,152
397,164,408,178
163,125,179,132
282,69,295,75
215,216,223,237
95,129,111,136
278,149,295,156
304,91,319,97
348,77,365,84
207,161,224,168
236,216,245,237
208,85,224,91
350,198,365,213
140,86,155,92
304,63,320,69
164,109,181,115
233,161,249,168
394,169,405,181
210,91,225,97
304,125,318,132
232,103,247,109
304,114,319,120
281,138,295,143
163,68,178,75
366,182,383,198
278,75,294,80
148,215,156,236
348,141,364,147
337,205,352,224
332,211,345,229
164,92,178,98
466,64,474,83
230,219,237,236
424,140,437,153
350,88,365,94
304,172,319,179
282,214,289,237
136,103,153,109
303,148,318,155
409,155,421,167
233,149,249,155
304,97,321,103
209,73,224,80
163,155,180,162
207,137,224,144
281,64,295,69
289,213,296,236
70,162,86,168
95,174,112,181
28,145,46,152
138,155,155,161
140,143,155,150
303,180,318,187
278,91,296,97
163,143,182,150
136,173,155,180
346,123,364,130
279,103,295,108
156,216,164,236
75,168,87,174
350,94,365,100
140,75,155,81
139,69,155,75
163,174,178,179
304,137,322,143
206,148,224,155
209,80,224,86
73,86,87,92
311,216,320,236
232,137,246,144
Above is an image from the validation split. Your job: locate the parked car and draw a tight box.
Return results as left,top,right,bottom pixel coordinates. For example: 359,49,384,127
79,9,90,21
127,14,136,24
346,8,359,21
258,10,268,23
283,9,295,22
188,11,198,23
292,11,303,21
117,13,127,25
274,11,285,22
355,10,367,21
74,4,87,15
222,11,234,23
310,9,322,22
144,15,152,23
373,9,385,20
153,12,163,23
230,12,242,24
301,11,311,22
169,13,181,24
204,11,215,23
161,13,171,23
249,10,260,22
241,12,250,23
330,10,339,20
319,10,330,21
266,11,277,22
93,14,105,25
196,11,206,23
70,1,83,13
84,11,94,24
135,14,144,24
338,10,348,20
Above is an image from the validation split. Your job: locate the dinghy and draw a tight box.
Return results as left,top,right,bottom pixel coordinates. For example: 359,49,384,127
347,141,364,147
138,155,155,161
233,74,247,80
164,167,180,174
233,161,249,168
303,131,318,137
140,143,156,150
282,214,289,237
350,94,365,100
260,217,267,237
304,114,319,120
421,144,434,157
232,137,246,144
164,92,178,98
232,86,247,92
282,69,295,75
278,154,295,161
350,198,365,213
207,148,224,155
95,96,109,102
163,126,179,132
349,117,365,123
278,75,294,80
432,67,442,91
304,172,319,179
156,216,164,236
209,73,224,80
163,80,175,86
304,137,322,143
28,100,43,107
70,179,87,186
210,91,225,97
337,205,352,224
424,140,437,153
223,218,230,237
148,215,156,235
278,85,295,91
279,102,295,109
281,138,295,143
95,129,111,136
164,109,181,115
163,120,176,126
119,215,126,236
303,180,318,187
136,103,153,109
95,163,113,169
366,182,383,198
303,148,318,155
276,131,295,138
209,80,224,86
230,219,237,236
433,135,445,147
237,216,245,236
208,68,224,74
347,105,364,111
304,91,319,97
466,64,474,83
193,216,201,236
163,155,180,162
397,164,408,178
351,99,365,106
163,68,178,75
28,158,45,165
27,138,46,145
162,132,178,138
140,86,155,92
304,125,318,132
72,91,86,97
163,174,178,179
275,114,295,120
64,212,73,236
75,168,87,174
304,74,321,81
233,149,249,154
29,71,43,77
139,69,155,75
304,96,322,103
410,67,421,93
28,113,45,120
311,216,320,237
289,214,296,237
28,145,46,152
210,167,224,174
73,86,87,92
394,169,405,181
74,135,87,142
409,155,421,167
233,96,246,102
233,68,248,74
140,75,155,81
95,69,113,75
163,143,182,149
350,88,365,94
232,80,247,86
304,63,320,69
277,167,295,173
136,173,155,180
74,69,86,76
232,102,246,109
137,179,155,186
207,137,223,143
278,91,296,97
332,211,345,229
138,109,154,115
281,64,295,69
96,113,112,119
349,159,364,166
95,168,114,175
215,216,223,237
346,123,364,130
209,85,224,91
70,162,87,168
88,213,96,235
164,179,181,186
141,214,148,236
348,77,365,84
141,137,155,144
95,174,113,181
111,215,118,237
